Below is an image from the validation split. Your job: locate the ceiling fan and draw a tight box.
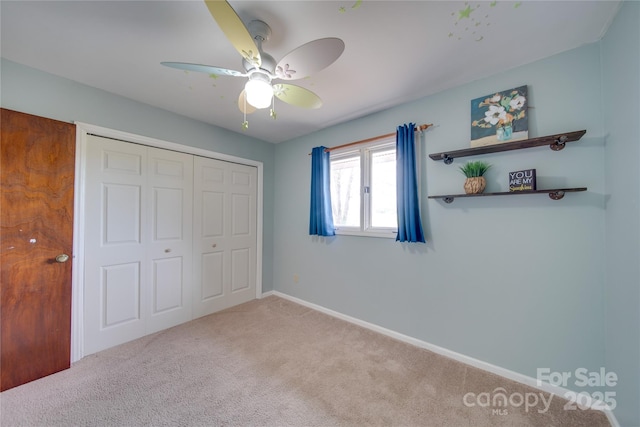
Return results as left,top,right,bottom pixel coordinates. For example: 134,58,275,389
162,0,345,128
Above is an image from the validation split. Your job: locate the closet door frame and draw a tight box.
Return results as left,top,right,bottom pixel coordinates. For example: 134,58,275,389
72,123,264,363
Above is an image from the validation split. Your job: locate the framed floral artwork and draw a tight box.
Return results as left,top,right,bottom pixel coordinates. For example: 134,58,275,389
470,85,528,147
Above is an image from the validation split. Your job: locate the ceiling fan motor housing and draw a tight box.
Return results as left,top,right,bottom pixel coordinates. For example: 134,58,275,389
244,52,276,75
243,20,276,75
247,20,271,42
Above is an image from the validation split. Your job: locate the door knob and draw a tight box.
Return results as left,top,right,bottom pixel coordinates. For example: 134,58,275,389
55,254,70,263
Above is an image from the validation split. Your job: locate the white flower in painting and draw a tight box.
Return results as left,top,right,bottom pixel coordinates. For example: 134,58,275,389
490,94,502,103
509,95,526,110
484,105,507,125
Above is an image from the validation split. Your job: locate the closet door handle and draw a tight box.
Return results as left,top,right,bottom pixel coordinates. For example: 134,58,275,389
212,244,217,248
164,248,171,253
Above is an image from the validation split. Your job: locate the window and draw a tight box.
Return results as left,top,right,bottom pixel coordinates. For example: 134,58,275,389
330,137,402,238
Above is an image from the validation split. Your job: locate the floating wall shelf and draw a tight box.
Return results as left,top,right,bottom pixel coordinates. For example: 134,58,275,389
428,188,587,204
428,130,586,164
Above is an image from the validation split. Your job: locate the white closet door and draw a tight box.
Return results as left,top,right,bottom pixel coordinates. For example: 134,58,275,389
83,135,193,355
84,136,149,354
146,147,193,333
193,157,257,318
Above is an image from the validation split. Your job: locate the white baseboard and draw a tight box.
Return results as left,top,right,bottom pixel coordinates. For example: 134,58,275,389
266,291,619,427
260,290,275,298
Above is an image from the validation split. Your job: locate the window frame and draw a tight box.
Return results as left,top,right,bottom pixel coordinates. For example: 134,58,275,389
330,136,408,239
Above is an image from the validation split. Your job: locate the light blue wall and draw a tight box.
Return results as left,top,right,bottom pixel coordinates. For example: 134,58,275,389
602,2,640,426
0,58,276,293
274,43,608,391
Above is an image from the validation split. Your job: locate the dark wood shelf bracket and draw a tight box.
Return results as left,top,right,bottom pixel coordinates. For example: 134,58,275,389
548,190,566,200
550,135,568,151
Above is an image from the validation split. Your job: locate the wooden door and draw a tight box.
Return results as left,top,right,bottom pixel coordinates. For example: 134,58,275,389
0,108,76,391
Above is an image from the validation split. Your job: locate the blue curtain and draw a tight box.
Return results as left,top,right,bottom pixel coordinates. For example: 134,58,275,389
396,123,426,243
309,146,335,236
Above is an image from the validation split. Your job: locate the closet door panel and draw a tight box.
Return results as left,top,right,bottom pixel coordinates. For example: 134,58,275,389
201,251,224,299
193,157,256,317
231,248,250,292
226,162,257,307
146,147,193,333
193,157,230,317
84,136,148,355
202,191,225,237
198,190,226,300
152,257,183,312
104,184,142,244
102,262,141,326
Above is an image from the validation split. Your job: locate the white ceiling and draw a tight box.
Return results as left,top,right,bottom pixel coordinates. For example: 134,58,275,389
1,1,621,144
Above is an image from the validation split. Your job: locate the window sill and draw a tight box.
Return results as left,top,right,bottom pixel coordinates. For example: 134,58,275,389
334,229,397,239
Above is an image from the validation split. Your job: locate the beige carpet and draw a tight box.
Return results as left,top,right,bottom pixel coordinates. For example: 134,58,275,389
1,296,610,426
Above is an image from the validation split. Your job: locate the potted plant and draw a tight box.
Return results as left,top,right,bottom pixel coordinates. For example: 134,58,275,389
459,161,491,194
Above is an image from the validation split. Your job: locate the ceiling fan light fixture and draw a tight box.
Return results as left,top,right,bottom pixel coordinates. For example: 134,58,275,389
245,78,273,109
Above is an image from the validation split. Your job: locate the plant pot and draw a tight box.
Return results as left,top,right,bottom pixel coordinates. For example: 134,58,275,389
464,176,486,194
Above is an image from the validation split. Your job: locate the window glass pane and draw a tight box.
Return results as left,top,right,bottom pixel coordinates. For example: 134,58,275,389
330,155,360,227
371,148,397,228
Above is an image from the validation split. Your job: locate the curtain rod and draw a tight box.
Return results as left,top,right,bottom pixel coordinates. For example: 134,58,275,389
308,123,433,155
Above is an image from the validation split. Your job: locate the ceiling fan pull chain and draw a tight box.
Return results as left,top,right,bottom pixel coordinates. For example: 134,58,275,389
270,97,277,120
242,95,249,130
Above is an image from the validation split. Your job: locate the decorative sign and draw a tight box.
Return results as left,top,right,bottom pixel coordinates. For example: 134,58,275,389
509,169,536,192
470,85,528,148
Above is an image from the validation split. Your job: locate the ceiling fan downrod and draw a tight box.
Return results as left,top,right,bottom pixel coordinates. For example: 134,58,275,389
243,20,277,109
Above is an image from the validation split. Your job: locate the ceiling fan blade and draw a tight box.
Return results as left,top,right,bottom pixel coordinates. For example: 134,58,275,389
238,90,256,114
204,0,261,68
273,84,322,109
161,62,246,77
275,38,345,80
